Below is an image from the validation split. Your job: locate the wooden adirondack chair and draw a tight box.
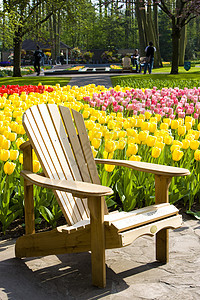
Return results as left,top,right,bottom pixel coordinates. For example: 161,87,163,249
15,104,190,288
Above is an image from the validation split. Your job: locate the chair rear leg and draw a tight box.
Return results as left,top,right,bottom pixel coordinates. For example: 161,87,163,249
156,228,169,263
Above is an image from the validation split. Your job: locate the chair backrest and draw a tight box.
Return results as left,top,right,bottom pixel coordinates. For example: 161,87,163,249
22,104,107,225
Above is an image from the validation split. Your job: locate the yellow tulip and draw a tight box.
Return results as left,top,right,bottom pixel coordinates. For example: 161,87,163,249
149,122,157,133
118,131,127,138
129,118,137,127
194,149,200,161
164,135,174,145
171,120,179,130
173,140,183,147
98,116,106,124
85,120,95,130
0,149,10,161
156,136,164,142
16,137,25,149
108,152,114,159
82,110,90,119
163,118,171,125
8,132,17,142
0,135,6,146
160,123,169,130
126,144,138,157
112,131,118,140
141,122,150,131
4,161,16,175
155,141,165,150
190,140,200,150
129,155,142,161
123,120,131,129
138,130,149,142
185,122,192,131
146,135,157,147
105,140,116,153
137,119,144,128
139,114,145,121
188,130,200,140
181,139,190,149
185,134,195,141
185,116,195,125
2,139,11,150
95,131,103,139
91,146,98,158
178,125,186,136
33,160,41,173
178,118,184,126
91,138,101,149
150,117,157,123
104,164,115,172
126,128,138,137
170,145,181,152
155,114,161,122
107,120,116,130
144,111,152,120
10,150,19,161
19,153,23,164
151,147,161,158
172,149,184,161
118,138,127,150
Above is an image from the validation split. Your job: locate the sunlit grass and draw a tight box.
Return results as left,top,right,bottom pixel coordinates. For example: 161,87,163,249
0,76,71,87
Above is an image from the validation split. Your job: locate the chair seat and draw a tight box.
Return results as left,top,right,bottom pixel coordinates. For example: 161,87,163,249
61,203,178,233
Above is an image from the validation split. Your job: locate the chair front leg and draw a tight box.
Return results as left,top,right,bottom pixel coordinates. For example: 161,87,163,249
155,175,172,263
88,196,106,288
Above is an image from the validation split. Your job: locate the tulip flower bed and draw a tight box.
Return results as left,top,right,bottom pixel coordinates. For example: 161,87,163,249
1,82,200,234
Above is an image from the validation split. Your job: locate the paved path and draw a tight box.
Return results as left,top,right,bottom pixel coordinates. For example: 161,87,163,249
68,73,115,88
0,215,199,300
41,64,130,88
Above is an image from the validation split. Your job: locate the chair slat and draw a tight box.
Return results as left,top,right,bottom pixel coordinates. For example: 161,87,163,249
47,104,89,218
104,203,170,223
71,108,109,215
111,204,178,232
59,106,91,183
71,109,101,185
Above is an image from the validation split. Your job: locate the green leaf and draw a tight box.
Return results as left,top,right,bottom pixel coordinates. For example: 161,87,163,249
39,206,54,223
186,210,200,220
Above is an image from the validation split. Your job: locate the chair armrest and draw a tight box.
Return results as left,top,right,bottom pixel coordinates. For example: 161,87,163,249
21,170,113,197
95,159,190,177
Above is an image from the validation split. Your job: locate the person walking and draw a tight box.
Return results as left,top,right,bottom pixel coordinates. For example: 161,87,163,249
33,45,43,76
144,41,156,74
131,49,139,72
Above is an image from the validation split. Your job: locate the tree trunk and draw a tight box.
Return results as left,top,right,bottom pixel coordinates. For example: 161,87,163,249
171,20,180,74
13,34,22,77
125,0,131,48
135,0,146,56
179,25,187,66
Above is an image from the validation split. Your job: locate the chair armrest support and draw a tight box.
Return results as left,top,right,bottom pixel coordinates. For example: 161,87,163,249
95,159,190,177
19,140,32,151
20,170,113,197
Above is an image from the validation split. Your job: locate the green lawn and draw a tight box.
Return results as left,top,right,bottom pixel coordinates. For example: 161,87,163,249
111,65,200,89
0,76,71,87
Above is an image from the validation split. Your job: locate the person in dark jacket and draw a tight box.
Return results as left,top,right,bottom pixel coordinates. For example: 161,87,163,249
144,41,156,74
33,46,43,76
131,49,139,72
